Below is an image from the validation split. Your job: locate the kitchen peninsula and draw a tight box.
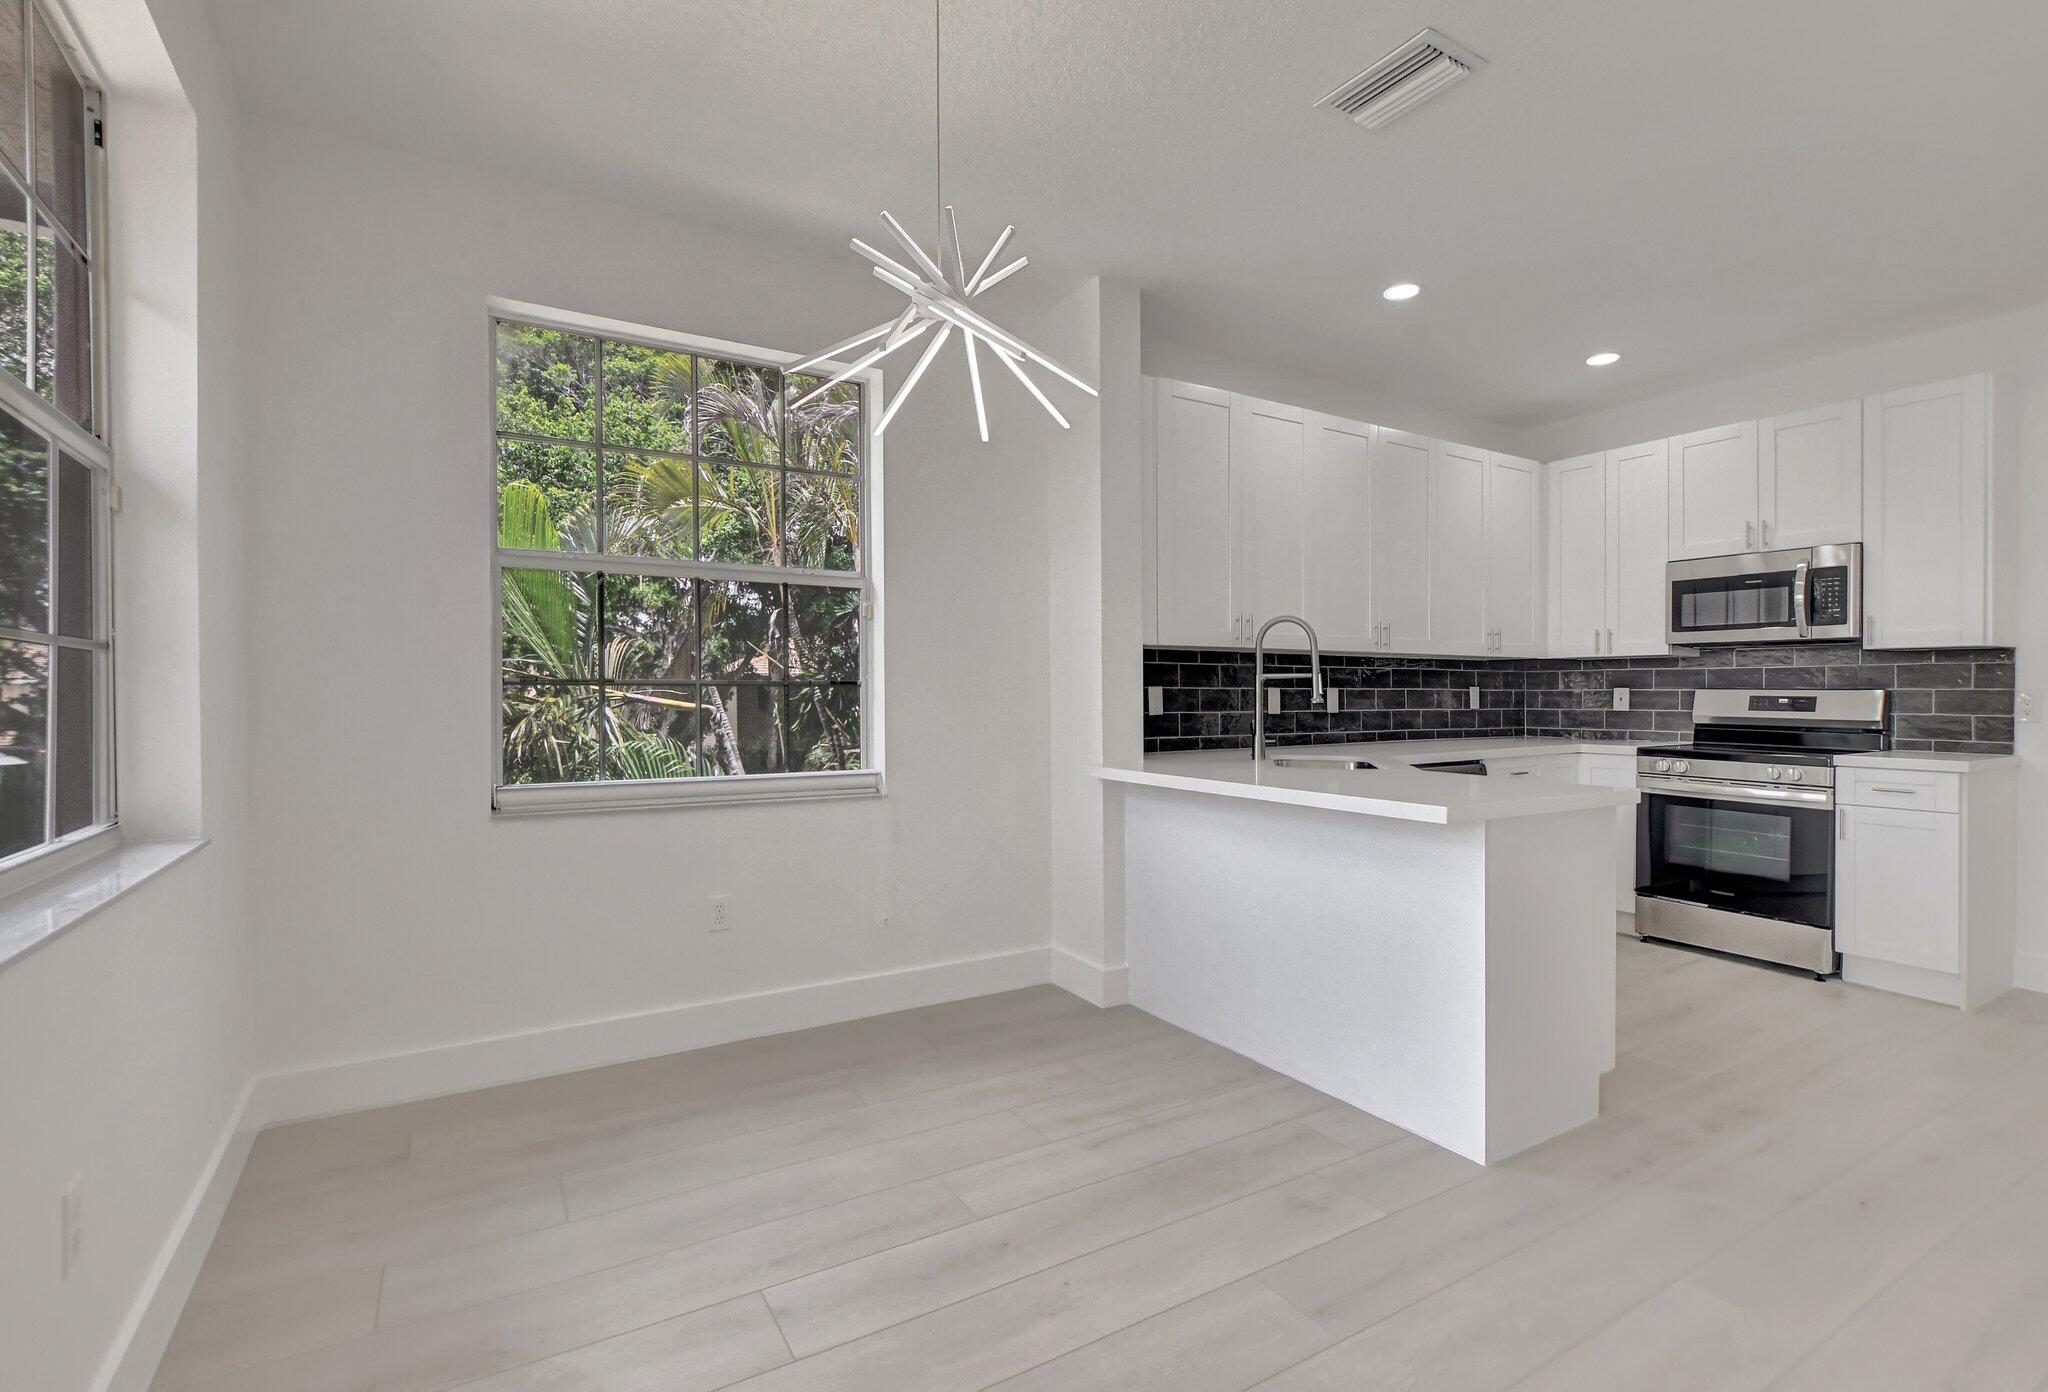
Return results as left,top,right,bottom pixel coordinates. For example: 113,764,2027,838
1095,743,1638,1163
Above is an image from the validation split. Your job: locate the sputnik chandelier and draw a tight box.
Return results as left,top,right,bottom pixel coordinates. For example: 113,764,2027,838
787,1,1095,440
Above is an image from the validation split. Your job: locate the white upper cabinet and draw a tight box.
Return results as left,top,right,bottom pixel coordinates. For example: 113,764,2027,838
1862,375,1990,649
1429,440,1490,654
1485,454,1542,656
1668,420,1759,559
1305,414,1377,654
1546,453,1608,657
1153,379,1237,646
1371,427,1434,651
1606,438,1670,655
1231,396,1308,646
1758,400,1861,549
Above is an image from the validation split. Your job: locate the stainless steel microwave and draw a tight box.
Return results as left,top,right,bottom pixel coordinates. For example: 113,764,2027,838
1665,543,1861,646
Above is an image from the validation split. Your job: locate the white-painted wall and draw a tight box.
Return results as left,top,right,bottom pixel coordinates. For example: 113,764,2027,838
236,121,1060,1087
0,2,259,1389
1044,280,1143,1002
1521,301,2048,990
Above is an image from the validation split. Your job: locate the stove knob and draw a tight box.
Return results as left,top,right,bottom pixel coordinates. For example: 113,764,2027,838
1787,768,1804,782
1652,759,1672,774
1766,766,1783,781
1673,759,1691,775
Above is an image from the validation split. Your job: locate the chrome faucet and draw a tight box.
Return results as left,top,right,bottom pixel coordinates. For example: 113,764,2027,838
1251,615,1325,762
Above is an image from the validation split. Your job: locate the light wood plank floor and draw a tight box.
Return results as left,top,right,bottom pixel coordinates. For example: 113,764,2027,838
155,935,2048,1391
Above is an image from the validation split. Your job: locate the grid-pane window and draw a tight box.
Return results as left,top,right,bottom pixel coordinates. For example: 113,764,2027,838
0,0,108,872
494,315,868,798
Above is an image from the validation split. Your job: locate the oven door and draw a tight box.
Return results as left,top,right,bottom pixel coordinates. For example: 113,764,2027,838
1636,784,1835,929
1665,545,1861,645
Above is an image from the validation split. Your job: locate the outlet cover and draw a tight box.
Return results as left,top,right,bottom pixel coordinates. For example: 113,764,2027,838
708,894,732,932
1146,685,1164,716
1612,687,1631,712
1468,685,1480,710
1326,687,1341,713
2020,693,2034,723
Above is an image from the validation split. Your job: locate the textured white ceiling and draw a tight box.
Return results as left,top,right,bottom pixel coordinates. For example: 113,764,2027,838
204,0,2048,428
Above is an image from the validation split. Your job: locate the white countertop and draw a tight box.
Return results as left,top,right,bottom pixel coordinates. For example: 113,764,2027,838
1093,744,1639,824
1835,750,2021,772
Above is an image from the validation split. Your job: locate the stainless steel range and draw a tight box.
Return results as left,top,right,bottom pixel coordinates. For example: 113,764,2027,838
1633,688,1889,977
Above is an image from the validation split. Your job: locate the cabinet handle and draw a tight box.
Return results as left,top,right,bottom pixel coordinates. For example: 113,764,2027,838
1866,613,1876,645
1592,627,1600,653
1762,520,1772,547
1607,628,1614,653
1746,521,1755,550
1869,786,1919,795
1838,809,1848,840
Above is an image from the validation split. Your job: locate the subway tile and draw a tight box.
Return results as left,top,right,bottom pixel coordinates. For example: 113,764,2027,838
1934,689,2011,715
1973,717,2015,744
1895,714,1974,742
1760,666,1824,689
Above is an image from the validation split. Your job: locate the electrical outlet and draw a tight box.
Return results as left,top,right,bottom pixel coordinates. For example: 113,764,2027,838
60,1177,82,1279
1325,687,1340,713
707,894,732,933
2020,692,2034,723
1145,685,1164,716
1612,687,1631,712
1468,686,1480,710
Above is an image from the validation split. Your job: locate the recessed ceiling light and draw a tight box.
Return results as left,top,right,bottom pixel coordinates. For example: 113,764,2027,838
1585,351,1622,367
1382,282,1421,302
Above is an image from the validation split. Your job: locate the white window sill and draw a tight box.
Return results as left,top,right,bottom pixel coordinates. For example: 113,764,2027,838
0,836,209,974
493,769,884,816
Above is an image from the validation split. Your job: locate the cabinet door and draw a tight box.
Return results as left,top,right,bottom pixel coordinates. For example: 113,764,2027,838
1154,380,1238,646
1306,414,1376,654
1546,453,1607,656
1485,454,1542,656
1836,804,1961,973
1862,375,1989,650
1429,440,1489,654
1232,395,1308,648
1759,400,1861,549
1606,438,1670,655
1668,420,1759,559
1578,756,1639,911
1371,428,1433,650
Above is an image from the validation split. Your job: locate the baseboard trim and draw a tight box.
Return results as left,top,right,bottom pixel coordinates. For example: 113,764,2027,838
1051,946,1130,1007
2015,948,2048,994
95,1080,256,1392
246,947,1053,1126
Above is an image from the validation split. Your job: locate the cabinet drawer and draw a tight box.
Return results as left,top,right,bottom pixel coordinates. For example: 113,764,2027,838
1838,768,1960,813
1487,755,1576,781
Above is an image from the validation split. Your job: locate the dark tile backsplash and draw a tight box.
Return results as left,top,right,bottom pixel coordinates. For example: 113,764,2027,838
1143,643,2017,756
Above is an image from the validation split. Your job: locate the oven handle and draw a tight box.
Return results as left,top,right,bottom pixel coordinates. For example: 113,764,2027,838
1794,560,1810,639
1637,775,1834,810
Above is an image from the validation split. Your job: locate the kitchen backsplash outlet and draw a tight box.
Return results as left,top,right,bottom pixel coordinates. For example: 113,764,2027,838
1142,643,2015,755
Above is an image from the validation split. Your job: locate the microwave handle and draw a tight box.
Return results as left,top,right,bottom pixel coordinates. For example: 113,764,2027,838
1793,561,1810,638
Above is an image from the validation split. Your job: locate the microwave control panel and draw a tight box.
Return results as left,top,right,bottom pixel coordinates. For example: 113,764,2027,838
1809,566,1851,626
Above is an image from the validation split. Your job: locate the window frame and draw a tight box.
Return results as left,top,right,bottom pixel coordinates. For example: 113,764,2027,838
487,298,886,814
0,0,114,894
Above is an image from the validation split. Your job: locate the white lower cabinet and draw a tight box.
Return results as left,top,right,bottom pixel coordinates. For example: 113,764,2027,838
1577,753,1639,914
1835,761,2015,1008
1836,804,1961,974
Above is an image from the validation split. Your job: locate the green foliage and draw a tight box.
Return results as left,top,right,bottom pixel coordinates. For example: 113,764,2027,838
494,323,865,785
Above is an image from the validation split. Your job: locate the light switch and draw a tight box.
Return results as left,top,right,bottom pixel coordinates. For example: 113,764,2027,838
1267,687,1282,715
1468,686,1480,710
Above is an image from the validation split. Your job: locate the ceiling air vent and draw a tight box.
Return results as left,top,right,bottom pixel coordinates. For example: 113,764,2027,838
1316,28,1486,129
